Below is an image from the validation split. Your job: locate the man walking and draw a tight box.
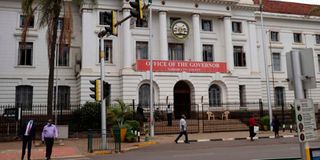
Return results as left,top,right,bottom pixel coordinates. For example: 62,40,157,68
175,114,189,144
41,119,58,160
21,119,36,160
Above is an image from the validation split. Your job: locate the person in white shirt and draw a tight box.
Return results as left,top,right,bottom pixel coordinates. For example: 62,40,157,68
174,114,189,144
166,105,173,126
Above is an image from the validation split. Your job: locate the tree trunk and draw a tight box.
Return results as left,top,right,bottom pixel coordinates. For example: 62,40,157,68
47,4,61,118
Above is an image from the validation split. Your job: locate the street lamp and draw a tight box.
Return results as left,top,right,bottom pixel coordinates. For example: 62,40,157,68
259,0,273,130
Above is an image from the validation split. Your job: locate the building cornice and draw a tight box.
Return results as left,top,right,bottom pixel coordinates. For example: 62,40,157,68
194,0,239,5
256,11,320,22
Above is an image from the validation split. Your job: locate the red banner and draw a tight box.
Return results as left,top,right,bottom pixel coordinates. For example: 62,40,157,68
136,60,227,73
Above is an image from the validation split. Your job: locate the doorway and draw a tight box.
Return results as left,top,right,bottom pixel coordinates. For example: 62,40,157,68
174,81,191,119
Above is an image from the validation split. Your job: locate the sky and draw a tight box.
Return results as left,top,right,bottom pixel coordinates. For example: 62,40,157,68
271,0,320,5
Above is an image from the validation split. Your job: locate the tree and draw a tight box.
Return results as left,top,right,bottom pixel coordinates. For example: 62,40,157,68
21,0,95,117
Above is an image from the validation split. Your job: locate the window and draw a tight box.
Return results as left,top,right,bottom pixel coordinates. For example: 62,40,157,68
18,42,33,66
316,34,320,44
170,17,181,27
275,87,285,106
136,41,148,60
232,22,242,33
54,86,70,109
202,44,214,62
138,84,154,108
270,31,279,42
233,46,246,67
58,17,64,30
16,85,33,110
209,84,221,107
103,40,112,63
136,18,148,28
99,12,108,25
168,43,184,60
58,44,70,66
293,33,302,43
201,19,212,31
318,55,320,72
20,15,34,28
272,53,281,71
239,85,246,107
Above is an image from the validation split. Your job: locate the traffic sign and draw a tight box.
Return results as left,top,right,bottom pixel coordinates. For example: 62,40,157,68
294,99,317,142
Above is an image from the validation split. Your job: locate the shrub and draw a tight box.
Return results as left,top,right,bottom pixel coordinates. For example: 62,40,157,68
71,102,101,131
125,120,140,131
261,115,270,130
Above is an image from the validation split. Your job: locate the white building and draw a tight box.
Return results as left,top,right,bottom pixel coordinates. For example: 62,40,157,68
0,0,320,117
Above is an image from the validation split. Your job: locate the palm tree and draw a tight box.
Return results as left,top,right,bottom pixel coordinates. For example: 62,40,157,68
21,0,95,117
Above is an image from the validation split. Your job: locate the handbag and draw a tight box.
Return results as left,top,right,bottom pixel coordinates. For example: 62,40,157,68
254,126,259,133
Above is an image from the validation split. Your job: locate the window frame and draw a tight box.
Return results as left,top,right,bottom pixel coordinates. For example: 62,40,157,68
58,44,70,66
15,85,33,110
293,33,302,43
272,52,281,71
270,31,279,42
239,85,246,107
209,84,221,107
18,42,33,66
274,87,285,107
168,43,184,60
136,18,148,28
233,46,246,67
138,84,154,108
136,41,149,60
100,39,112,63
201,19,212,32
202,44,214,62
232,21,242,33
54,86,71,110
316,34,320,44
20,15,35,28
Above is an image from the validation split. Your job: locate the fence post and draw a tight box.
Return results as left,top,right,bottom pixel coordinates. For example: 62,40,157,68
259,99,263,119
87,129,93,153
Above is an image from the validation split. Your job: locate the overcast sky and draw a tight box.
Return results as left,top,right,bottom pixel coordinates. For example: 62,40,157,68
272,0,320,5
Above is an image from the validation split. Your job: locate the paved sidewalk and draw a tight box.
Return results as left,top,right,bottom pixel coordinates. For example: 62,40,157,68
0,130,317,160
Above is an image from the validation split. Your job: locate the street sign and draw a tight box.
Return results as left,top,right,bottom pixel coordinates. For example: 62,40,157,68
286,49,316,90
294,99,317,142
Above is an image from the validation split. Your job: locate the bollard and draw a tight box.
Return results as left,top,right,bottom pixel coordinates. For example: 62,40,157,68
137,131,140,142
87,129,93,153
290,124,293,133
113,127,121,153
282,124,286,132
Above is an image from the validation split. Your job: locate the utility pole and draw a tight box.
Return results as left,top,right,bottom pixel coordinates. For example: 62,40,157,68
148,1,154,137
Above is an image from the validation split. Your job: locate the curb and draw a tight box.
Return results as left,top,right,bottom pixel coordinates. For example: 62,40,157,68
122,141,158,152
176,134,297,143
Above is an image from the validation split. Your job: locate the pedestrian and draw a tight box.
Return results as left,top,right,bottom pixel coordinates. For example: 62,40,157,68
136,104,146,130
166,105,173,126
20,119,36,160
272,115,280,138
41,119,58,160
248,114,256,141
175,114,189,144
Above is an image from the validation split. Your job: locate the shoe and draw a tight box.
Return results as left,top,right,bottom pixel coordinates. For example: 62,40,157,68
184,141,190,144
174,140,178,144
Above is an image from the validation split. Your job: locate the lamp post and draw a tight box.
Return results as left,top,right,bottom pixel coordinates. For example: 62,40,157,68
148,1,154,137
259,0,273,129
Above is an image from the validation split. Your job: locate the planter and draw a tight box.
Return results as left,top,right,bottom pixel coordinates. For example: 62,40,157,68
120,127,127,142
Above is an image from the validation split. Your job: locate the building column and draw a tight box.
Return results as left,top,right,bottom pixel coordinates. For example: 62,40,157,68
192,13,201,61
248,21,259,73
159,11,168,60
224,16,234,71
123,8,132,68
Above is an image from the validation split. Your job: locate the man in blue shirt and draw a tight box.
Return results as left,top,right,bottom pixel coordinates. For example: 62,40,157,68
41,119,58,160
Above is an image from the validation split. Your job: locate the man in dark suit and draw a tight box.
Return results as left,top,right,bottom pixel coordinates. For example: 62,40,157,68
20,119,36,160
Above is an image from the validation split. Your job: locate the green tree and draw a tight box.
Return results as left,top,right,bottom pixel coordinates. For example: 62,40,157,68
21,0,95,117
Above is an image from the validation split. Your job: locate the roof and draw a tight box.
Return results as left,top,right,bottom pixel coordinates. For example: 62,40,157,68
252,0,320,16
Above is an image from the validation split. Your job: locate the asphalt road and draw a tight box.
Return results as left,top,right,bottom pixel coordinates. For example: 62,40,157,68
90,138,320,160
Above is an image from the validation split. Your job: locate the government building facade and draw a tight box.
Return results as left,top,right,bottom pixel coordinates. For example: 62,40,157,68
1,0,320,116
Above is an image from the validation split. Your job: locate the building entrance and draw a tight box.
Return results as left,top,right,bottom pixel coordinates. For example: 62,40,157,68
174,81,191,119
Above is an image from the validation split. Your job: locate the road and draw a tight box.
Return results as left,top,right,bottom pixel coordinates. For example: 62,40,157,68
92,138,320,160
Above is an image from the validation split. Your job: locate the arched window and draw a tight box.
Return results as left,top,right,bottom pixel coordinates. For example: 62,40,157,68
275,87,285,106
209,84,221,107
16,85,33,110
139,84,154,108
